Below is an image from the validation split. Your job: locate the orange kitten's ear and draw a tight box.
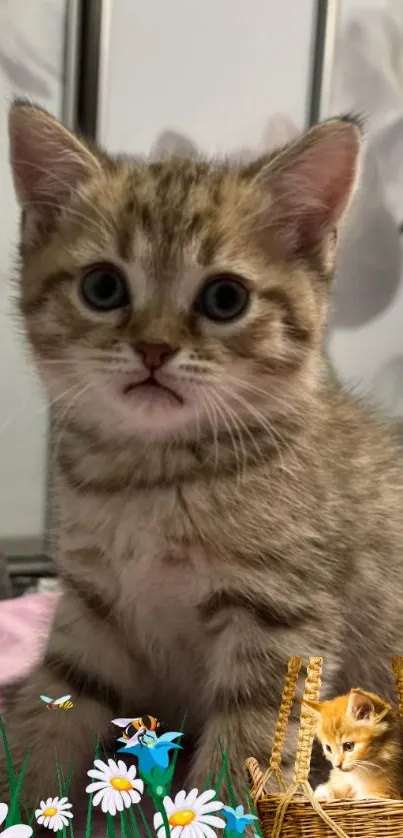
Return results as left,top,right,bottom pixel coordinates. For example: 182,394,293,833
8,100,100,242
347,689,392,723
300,698,322,717
254,116,363,260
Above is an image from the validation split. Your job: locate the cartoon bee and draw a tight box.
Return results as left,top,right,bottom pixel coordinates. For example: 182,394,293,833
40,694,74,710
112,715,161,745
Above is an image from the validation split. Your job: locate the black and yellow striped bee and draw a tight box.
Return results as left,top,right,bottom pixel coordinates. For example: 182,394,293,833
112,715,161,745
40,694,74,710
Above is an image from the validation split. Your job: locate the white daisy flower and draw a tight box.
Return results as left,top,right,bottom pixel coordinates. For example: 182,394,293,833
154,789,225,838
34,797,73,833
86,758,144,816
0,804,32,838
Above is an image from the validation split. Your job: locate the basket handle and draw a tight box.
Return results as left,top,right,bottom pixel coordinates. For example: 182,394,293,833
292,656,322,784
392,657,403,715
246,656,302,799
271,657,350,838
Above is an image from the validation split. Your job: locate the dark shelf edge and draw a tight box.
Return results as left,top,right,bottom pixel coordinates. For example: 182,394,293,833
7,556,56,577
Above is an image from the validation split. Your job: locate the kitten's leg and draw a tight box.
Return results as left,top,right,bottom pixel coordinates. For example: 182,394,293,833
188,706,295,804
0,588,149,811
315,771,354,801
188,611,305,802
314,784,334,801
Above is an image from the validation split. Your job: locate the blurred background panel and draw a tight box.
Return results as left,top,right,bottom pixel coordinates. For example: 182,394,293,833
0,0,70,570
324,0,403,434
97,0,320,155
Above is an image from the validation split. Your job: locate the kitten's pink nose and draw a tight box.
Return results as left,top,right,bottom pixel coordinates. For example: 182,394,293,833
135,341,176,370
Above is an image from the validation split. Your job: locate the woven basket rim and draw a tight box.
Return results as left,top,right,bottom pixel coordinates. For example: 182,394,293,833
257,793,403,809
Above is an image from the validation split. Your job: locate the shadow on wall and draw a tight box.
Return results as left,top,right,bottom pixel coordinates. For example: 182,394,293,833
329,144,402,330
371,355,403,419
150,114,299,163
327,0,403,332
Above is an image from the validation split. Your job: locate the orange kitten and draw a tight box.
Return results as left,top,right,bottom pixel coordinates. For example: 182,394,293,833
303,689,403,800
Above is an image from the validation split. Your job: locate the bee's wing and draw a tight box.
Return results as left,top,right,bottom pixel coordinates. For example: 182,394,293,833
122,729,146,747
40,696,52,704
111,718,132,728
54,695,71,705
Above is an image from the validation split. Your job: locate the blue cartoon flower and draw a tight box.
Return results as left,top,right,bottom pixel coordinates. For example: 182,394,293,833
221,804,258,835
117,730,182,782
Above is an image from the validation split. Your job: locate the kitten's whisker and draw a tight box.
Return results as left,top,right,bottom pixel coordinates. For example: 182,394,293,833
211,392,248,483
40,357,127,365
215,383,295,477
216,392,263,465
223,373,302,420
222,380,303,471
196,388,221,476
209,387,259,475
52,382,93,463
199,387,242,481
225,387,286,473
354,760,396,779
192,398,202,456
38,380,88,414
0,377,84,436
213,394,247,484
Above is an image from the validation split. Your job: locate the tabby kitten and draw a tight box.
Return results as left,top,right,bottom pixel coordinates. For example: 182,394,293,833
304,690,403,800
2,102,403,814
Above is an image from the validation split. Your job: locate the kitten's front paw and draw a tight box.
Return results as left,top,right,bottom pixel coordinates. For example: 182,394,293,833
314,784,334,802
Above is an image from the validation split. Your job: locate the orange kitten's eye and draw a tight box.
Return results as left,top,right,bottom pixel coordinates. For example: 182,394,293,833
194,274,250,322
80,264,130,312
343,742,355,752
325,745,332,752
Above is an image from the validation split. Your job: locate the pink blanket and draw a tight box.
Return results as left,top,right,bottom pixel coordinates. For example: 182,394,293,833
0,592,58,692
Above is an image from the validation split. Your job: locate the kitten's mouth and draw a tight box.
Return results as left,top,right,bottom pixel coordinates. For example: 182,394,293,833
122,375,184,405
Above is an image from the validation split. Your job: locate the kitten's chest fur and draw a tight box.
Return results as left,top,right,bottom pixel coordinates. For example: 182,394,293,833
120,530,214,651
62,481,225,683
59,435,344,720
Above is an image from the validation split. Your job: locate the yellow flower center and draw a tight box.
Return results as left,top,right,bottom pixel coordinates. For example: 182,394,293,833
169,809,196,827
43,807,58,817
110,776,133,791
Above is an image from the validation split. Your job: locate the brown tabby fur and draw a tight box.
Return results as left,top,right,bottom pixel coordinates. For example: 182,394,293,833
2,103,403,823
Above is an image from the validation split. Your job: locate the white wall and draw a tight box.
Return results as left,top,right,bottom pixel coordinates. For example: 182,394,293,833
339,0,390,20
100,0,317,156
0,0,66,547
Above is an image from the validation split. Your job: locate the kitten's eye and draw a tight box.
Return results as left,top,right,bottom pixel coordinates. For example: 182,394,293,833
325,745,332,753
195,274,250,322
343,742,355,752
80,264,130,311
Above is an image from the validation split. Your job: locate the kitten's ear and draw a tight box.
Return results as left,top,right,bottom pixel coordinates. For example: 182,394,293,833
301,698,322,717
347,689,391,722
253,116,363,260
9,100,100,242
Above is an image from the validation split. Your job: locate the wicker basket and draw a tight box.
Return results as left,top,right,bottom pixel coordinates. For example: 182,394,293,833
245,656,403,837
